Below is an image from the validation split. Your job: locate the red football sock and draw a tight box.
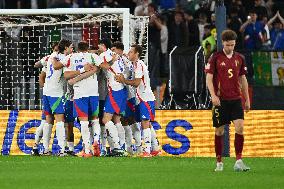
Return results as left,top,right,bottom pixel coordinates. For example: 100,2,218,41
235,133,244,160
215,135,223,162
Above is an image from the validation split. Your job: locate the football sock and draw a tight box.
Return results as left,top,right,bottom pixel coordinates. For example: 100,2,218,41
91,119,101,144
42,122,53,153
215,135,223,162
34,120,45,146
100,125,107,151
235,133,244,160
124,125,133,150
131,123,142,151
80,121,91,154
143,128,151,154
150,126,159,151
56,121,66,154
105,121,120,149
115,122,125,149
67,142,74,152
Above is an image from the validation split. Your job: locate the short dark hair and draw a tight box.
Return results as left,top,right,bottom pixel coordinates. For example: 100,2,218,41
221,29,237,41
112,41,124,50
99,38,112,49
148,3,157,12
51,42,58,50
77,41,89,52
58,39,72,53
131,44,143,58
248,8,257,14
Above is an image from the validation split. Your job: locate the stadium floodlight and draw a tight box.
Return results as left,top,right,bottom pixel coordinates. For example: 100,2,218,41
0,8,149,110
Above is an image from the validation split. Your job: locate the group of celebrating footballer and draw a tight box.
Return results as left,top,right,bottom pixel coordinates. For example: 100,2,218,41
33,38,160,158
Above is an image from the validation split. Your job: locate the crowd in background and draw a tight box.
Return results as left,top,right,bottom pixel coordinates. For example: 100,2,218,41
1,0,284,106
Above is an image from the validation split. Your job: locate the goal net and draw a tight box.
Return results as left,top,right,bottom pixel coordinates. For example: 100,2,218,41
0,8,148,110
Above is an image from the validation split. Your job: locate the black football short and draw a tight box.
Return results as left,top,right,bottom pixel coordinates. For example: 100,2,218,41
212,99,244,128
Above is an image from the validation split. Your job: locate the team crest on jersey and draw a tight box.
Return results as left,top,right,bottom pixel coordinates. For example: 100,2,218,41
235,60,239,67
220,62,226,66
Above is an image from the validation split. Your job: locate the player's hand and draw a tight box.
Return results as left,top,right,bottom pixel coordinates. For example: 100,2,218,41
68,78,76,85
115,74,125,83
211,95,221,106
84,63,94,72
245,100,250,113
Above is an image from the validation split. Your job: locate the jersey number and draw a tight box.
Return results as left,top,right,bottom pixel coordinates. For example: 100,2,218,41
76,65,83,71
228,69,233,78
47,64,54,79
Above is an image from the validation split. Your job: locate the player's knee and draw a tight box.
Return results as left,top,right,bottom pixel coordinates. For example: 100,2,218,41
215,127,224,136
235,125,244,135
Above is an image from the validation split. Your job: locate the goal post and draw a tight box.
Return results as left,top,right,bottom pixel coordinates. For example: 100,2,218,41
0,8,149,110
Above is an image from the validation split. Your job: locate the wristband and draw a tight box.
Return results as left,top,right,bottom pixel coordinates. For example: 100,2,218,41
79,67,85,74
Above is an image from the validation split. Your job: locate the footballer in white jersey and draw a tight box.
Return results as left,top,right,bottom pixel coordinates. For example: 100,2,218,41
115,44,159,157
97,39,127,156
32,42,59,155
111,41,140,154
42,39,73,156
64,41,102,157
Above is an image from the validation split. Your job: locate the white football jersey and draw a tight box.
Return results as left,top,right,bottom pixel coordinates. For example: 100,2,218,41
123,56,136,99
43,52,66,97
134,59,155,103
39,55,50,67
100,49,125,91
64,52,103,99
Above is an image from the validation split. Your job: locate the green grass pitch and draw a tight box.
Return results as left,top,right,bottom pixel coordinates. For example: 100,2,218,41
0,156,283,189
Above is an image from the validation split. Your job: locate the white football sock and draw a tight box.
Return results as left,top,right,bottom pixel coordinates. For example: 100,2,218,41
105,121,120,149
143,128,151,154
56,121,66,154
67,142,74,152
80,121,91,154
124,125,133,151
100,125,107,151
150,126,159,151
131,123,142,150
91,119,101,144
42,122,53,153
115,122,125,149
89,125,94,145
34,120,45,146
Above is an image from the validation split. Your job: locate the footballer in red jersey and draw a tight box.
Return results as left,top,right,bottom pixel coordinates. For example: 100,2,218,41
205,29,250,172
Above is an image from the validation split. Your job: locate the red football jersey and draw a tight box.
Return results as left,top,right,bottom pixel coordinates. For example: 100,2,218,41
205,51,247,100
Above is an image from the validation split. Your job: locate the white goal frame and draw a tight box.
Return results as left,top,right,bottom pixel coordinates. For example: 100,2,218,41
0,8,131,52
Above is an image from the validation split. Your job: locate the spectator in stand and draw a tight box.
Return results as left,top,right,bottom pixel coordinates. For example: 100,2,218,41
231,0,247,22
267,11,284,50
134,0,150,16
197,12,209,44
228,6,243,50
184,10,200,47
202,25,216,60
168,11,189,51
48,0,72,8
101,0,120,8
147,3,161,97
240,9,265,50
117,0,136,14
265,0,274,18
154,15,168,78
254,0,268,21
